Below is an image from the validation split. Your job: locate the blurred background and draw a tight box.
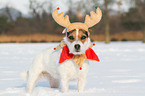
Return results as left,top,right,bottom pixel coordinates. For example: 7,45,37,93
0,0,145,43
0,1,145,95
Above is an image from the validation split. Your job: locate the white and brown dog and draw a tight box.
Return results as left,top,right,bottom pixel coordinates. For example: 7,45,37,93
26,7,102,93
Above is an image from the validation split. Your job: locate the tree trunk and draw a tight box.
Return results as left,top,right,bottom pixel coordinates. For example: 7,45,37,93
117,0,122,16
6,7,14,23
143,28,145,43
105,22,110,43
104,0,110,44
77,3,83,21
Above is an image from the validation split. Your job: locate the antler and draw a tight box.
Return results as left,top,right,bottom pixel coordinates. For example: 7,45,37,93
52,8,71,28
84,7,102,28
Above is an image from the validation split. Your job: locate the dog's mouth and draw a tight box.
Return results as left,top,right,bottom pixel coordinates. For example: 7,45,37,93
72,50,83,55
75,49,80,52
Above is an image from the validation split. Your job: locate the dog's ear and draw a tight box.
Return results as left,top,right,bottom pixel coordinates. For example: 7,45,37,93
62,28,67,34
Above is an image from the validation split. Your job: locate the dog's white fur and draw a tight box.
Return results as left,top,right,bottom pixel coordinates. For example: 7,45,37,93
27,29,91,93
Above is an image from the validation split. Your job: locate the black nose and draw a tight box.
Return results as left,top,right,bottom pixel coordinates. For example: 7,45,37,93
74,44,80,50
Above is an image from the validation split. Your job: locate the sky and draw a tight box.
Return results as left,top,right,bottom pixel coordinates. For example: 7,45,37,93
0,0,70,14
0,0,131,15
0,0,29,14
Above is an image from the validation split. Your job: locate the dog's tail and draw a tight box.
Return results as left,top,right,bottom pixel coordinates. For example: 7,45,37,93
20,71,29,80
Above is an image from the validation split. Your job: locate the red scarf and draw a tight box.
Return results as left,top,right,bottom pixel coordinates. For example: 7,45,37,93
59,46,100,63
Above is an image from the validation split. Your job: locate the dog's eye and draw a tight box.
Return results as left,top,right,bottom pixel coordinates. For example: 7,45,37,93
68,36,74,40
81,36,86,40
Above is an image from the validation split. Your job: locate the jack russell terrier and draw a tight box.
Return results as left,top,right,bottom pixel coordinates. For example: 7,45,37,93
26,7,102,93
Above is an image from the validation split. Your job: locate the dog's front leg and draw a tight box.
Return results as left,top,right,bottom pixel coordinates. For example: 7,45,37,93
77,73,86,92
61,76,69,92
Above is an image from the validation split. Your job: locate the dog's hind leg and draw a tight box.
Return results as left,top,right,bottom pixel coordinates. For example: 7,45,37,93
26,52,45,93
43,72,60,88
27,70,42,93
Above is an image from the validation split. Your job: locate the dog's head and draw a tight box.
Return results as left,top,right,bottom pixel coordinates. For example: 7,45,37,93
52,7,102,55
63,28,91,55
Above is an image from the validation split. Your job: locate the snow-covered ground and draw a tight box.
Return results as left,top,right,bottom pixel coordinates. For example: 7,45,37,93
0,42,145,96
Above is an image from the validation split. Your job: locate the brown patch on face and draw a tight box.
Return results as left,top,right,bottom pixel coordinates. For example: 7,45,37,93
67,29,76,43
78,29,89,44
67,29,89,43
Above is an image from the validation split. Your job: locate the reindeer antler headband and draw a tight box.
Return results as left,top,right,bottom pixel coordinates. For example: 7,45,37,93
52,7,102,32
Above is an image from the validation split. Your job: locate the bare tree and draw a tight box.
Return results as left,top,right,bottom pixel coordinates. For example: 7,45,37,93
5,7,14,23
143,29,145,43
68,0,99,21
134,0,145,43
77,3,83,21
104,0,117,44
29,0,48,21
104,0,110,44
117,0,123,16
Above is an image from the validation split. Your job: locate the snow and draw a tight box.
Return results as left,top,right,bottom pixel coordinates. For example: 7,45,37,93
0,41,145,96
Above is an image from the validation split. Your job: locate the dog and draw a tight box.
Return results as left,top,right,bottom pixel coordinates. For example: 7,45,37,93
26,7,102,93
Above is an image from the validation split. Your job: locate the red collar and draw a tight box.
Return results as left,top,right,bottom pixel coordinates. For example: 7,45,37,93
59,46,100,63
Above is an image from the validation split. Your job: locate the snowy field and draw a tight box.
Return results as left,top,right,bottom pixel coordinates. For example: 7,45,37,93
0,42,145,96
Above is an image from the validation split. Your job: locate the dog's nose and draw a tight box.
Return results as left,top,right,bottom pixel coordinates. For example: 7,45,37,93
74,44,80,50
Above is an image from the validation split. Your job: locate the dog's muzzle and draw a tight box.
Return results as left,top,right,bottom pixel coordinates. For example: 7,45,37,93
74,44,81,52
